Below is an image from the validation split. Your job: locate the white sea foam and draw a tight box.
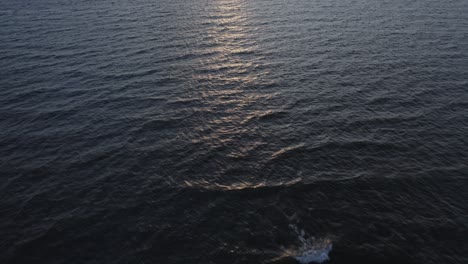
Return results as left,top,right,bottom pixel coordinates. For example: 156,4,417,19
288,222,333,264
294,243,332,264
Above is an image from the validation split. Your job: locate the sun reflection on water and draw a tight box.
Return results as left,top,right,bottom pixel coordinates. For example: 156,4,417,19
182,0,279,185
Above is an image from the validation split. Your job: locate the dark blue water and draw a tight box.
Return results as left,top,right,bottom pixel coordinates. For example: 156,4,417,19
1,0,468,263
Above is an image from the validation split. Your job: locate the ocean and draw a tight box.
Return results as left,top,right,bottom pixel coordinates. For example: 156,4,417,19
1,0,467,263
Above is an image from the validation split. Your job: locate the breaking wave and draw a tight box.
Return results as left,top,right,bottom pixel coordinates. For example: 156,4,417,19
288,223,333,264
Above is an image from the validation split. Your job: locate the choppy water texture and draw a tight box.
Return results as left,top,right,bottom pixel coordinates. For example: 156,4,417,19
1,0,468,263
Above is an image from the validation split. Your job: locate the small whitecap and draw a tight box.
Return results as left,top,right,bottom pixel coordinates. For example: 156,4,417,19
294,243,332,264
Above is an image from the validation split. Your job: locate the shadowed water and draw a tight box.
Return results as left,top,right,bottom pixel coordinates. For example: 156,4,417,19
1,0,468,263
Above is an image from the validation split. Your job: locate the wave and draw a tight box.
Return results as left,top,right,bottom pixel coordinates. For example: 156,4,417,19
271,143,306,160
177,172,368,195
241,109,288,125
182,177,302,191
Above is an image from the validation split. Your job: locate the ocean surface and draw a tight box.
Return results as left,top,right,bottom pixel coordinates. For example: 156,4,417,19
1,0,468,263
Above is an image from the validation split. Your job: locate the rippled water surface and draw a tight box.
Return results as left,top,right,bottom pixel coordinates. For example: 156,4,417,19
1,0,468,263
